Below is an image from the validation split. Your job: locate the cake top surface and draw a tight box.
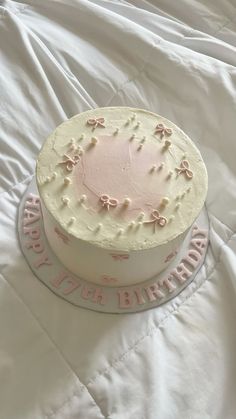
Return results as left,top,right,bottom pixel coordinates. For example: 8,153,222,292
36,107,208,251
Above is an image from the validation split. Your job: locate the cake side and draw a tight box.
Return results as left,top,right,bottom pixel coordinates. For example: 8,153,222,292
36,107,208,252
40,199,187,285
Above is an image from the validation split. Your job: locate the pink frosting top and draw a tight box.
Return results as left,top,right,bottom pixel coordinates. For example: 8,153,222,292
73,134,168,220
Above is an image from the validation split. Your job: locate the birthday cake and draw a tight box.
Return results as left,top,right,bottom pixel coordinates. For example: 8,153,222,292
36,107,208,287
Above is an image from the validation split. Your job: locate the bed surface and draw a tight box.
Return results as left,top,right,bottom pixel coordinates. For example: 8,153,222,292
1,1,236,418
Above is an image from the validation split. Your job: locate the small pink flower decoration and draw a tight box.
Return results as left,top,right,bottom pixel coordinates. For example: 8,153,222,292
155,123,172,139
175,159,193,179
100,194,118,210
59,153,80,172
54,227,69,244
87,117,105,129
143,210,167,232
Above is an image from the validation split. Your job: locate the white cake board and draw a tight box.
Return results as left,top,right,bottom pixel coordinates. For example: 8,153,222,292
18,178,209,314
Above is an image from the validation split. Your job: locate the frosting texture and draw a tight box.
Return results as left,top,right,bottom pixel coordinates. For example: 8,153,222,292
36,107,208,251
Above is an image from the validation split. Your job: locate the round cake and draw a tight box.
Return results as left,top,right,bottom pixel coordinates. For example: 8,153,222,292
36,107,208,286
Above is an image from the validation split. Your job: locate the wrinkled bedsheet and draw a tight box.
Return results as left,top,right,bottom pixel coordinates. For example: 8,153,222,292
1,1,236,418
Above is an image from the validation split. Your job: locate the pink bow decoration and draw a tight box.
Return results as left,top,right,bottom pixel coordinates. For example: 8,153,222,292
87,117,105,129
175,159,193,179
54,227,69,244
110,253,129,261
144,210,167,232
164,250,177,263
155,123,172,139
100,194,118,210
101,275,118,284
59,153,80,172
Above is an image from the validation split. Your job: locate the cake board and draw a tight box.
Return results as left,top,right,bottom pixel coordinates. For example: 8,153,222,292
18,177,209,314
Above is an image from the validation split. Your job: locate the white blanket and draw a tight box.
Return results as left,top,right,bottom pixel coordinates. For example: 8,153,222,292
1,1,236,418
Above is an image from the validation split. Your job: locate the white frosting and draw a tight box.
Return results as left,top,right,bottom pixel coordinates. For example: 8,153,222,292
36,107,208,286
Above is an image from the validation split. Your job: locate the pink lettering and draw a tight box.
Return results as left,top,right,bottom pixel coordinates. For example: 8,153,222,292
117,290,133,309
25,239,44,253
25,194,40,211
23,209,41,226
159,276,176,293
192,225,208,238
182,249,201,270
81,286,94,300
145,283,164,302
80,286,107,305
190,237,207,255
92,288,107,305
34,252,52,269
23,225,40,240
134,288,146,305
51,272,68,288
63,278,80,295
50,272,80,295
170,263,192,284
